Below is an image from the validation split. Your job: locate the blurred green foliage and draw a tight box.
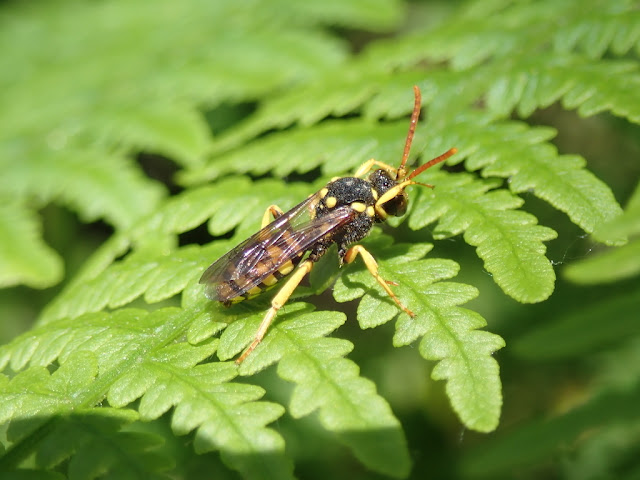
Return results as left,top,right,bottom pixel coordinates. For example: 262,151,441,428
1,0,639,478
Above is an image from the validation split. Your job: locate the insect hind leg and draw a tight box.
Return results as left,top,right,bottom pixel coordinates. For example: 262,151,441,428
236,259,314,364
261,205,285,228
343,245,415,318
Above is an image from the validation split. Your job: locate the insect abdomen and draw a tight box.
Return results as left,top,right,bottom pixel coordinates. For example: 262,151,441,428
215,251,304,306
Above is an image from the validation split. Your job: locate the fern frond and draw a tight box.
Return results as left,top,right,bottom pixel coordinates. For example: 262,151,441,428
217,305,411,477
0,149,165,231
484,55,640,122
0,351,171,477
36,408,171,478
565,181,640,284
1,0,394,288
408,171,557,303
109,344,293,479
334,238,505,432
0,351,98,428
553,7,640,58
0,0,362,163
0,308,293,479
2,0,637,477
0,202,63,289
564,238,640,285
199,80,621,249
456,116,624,241
181,119,414,184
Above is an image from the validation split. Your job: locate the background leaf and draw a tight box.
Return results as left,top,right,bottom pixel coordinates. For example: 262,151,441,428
1,0,639,479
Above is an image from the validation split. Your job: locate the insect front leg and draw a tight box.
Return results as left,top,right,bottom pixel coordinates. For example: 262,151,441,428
343,245,415,318
261,205,285,228
353,158,399,178
236,259,314,364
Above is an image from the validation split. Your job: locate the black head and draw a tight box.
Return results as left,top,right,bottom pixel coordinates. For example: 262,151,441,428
368,169,408,218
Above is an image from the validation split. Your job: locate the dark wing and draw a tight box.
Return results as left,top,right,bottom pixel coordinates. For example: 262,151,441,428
200,193,356,302
199,193,320,287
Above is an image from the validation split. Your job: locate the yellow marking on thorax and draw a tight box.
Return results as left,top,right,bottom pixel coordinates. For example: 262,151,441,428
325,196,337,208
320,187,329,198
371,189,379,200
351,202,366,213
366,206,375,217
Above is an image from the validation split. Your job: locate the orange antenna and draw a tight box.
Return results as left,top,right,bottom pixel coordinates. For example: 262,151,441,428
397,85,422,179
406,147,458,181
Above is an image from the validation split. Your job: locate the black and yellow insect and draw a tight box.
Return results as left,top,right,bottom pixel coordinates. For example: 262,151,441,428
200,86,457,363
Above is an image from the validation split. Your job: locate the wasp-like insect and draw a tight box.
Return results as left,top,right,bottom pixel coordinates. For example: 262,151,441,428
200,86,457,364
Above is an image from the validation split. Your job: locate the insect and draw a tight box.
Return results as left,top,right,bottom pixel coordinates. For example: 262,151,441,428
200,86,457,364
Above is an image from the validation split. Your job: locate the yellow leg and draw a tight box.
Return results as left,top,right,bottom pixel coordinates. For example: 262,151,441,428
261,205,285,228
236,260,314,364
353,158,399,178
344,245,415,318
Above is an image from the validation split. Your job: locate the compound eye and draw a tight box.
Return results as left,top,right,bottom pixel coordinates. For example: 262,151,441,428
383,192,408,217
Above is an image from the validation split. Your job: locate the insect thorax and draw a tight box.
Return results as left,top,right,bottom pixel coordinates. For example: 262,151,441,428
311,176,379,262
321,177,375,207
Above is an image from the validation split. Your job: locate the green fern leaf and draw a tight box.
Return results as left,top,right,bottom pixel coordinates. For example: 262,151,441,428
93,104,212,168
2,0,636,477
277,0,403,31
0,0,363,166
181,119,412,184
594,180,640,242
409,171,557,303
0,472,63,480
0,351,98,431
108,344,293,479
39,244,215,323
0,353,171,477
202,68,438,157
0,202,63,289
37,409,171,479
334,238,505,432
484,55,640,123
410,112,623,242
564,238,640,285
0,148,165,231
218,305,411,477
564,181,640,284
0,308,293,479
553,8,640,57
